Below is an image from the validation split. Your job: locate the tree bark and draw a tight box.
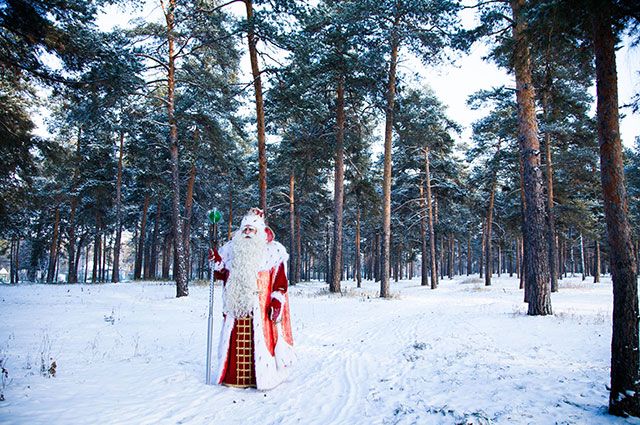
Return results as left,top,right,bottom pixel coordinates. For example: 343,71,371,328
15,238,20,283
594,240,601,283
356,207,362,288
485,142,501,286
542,91,559,292
330,76,346,293
149,199,162,279
227,182,234,241
424,149,438,289
580,233,586,281
480,219,486,279
162,0,188,297
46,207,60,283
92,213,102,283
183,162,197,279
380,23,399,298
419,178,429,286
135,193,150,280
295,213,302,283
591,7,640,416
244,0,268,214
511,0,551,315
467,233,472,276
112,131,125,283
289,171,296,284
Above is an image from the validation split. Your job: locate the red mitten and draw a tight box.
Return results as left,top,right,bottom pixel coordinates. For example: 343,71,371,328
269,297,282,322
208,248,221,263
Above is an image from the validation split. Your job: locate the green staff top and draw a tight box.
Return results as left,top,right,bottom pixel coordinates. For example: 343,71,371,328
208,209,222,224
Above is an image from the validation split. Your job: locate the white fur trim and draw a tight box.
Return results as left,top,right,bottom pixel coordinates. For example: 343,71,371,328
270,290,286,305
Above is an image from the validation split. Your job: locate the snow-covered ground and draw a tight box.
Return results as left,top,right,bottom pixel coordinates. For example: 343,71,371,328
0,275,639,425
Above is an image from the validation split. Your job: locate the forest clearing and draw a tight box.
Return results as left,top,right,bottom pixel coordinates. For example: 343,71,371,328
1,0,639,420
1,275,638,425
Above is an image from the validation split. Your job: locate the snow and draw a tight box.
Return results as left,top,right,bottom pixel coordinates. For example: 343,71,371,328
1,275,639,425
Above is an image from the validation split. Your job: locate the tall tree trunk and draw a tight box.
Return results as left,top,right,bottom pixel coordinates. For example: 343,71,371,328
149,200,162,279
591,8,640,416
67,127,82,284
498,241,502,277
424,148,438,289
594,240,601,283
289,171,296,283
510,0,551,315
380,23,399,298
543,104,559,293
295,213,302,283
162,233,171,280
13,237,20,283
92,214,101,283
9,238,16,284
330,76,346,293
480,219,486,279
183,162,197,280
112,131,125,283
67,196,78,283
448,235,453,279
356,207,362,288
101,233,108,282
244,0,267,214
467,233,472,276
227,182,234,241
46,207,60,283
518,156,527,295
485,143,501,286
162,0,188,297
135,193,150,280
419,179,429,286
84,244,89,283
580,233,586,281
540,43,559,293
374,232,380,282
75,234,84,281
325,222,330,284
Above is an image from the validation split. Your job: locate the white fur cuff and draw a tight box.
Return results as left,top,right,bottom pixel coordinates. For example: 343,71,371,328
270,291,286,305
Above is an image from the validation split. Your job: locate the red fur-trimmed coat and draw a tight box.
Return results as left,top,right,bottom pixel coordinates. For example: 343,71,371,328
212,240,295,390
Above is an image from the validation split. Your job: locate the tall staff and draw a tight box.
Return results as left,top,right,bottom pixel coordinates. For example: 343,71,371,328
205,208,222,385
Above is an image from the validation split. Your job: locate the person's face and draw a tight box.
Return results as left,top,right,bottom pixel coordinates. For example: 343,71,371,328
241,225,257,239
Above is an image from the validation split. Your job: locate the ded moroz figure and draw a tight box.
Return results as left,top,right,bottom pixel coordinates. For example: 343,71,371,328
209,208,295,389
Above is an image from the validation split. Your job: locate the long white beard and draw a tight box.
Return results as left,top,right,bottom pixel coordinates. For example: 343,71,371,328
223,232,267,317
